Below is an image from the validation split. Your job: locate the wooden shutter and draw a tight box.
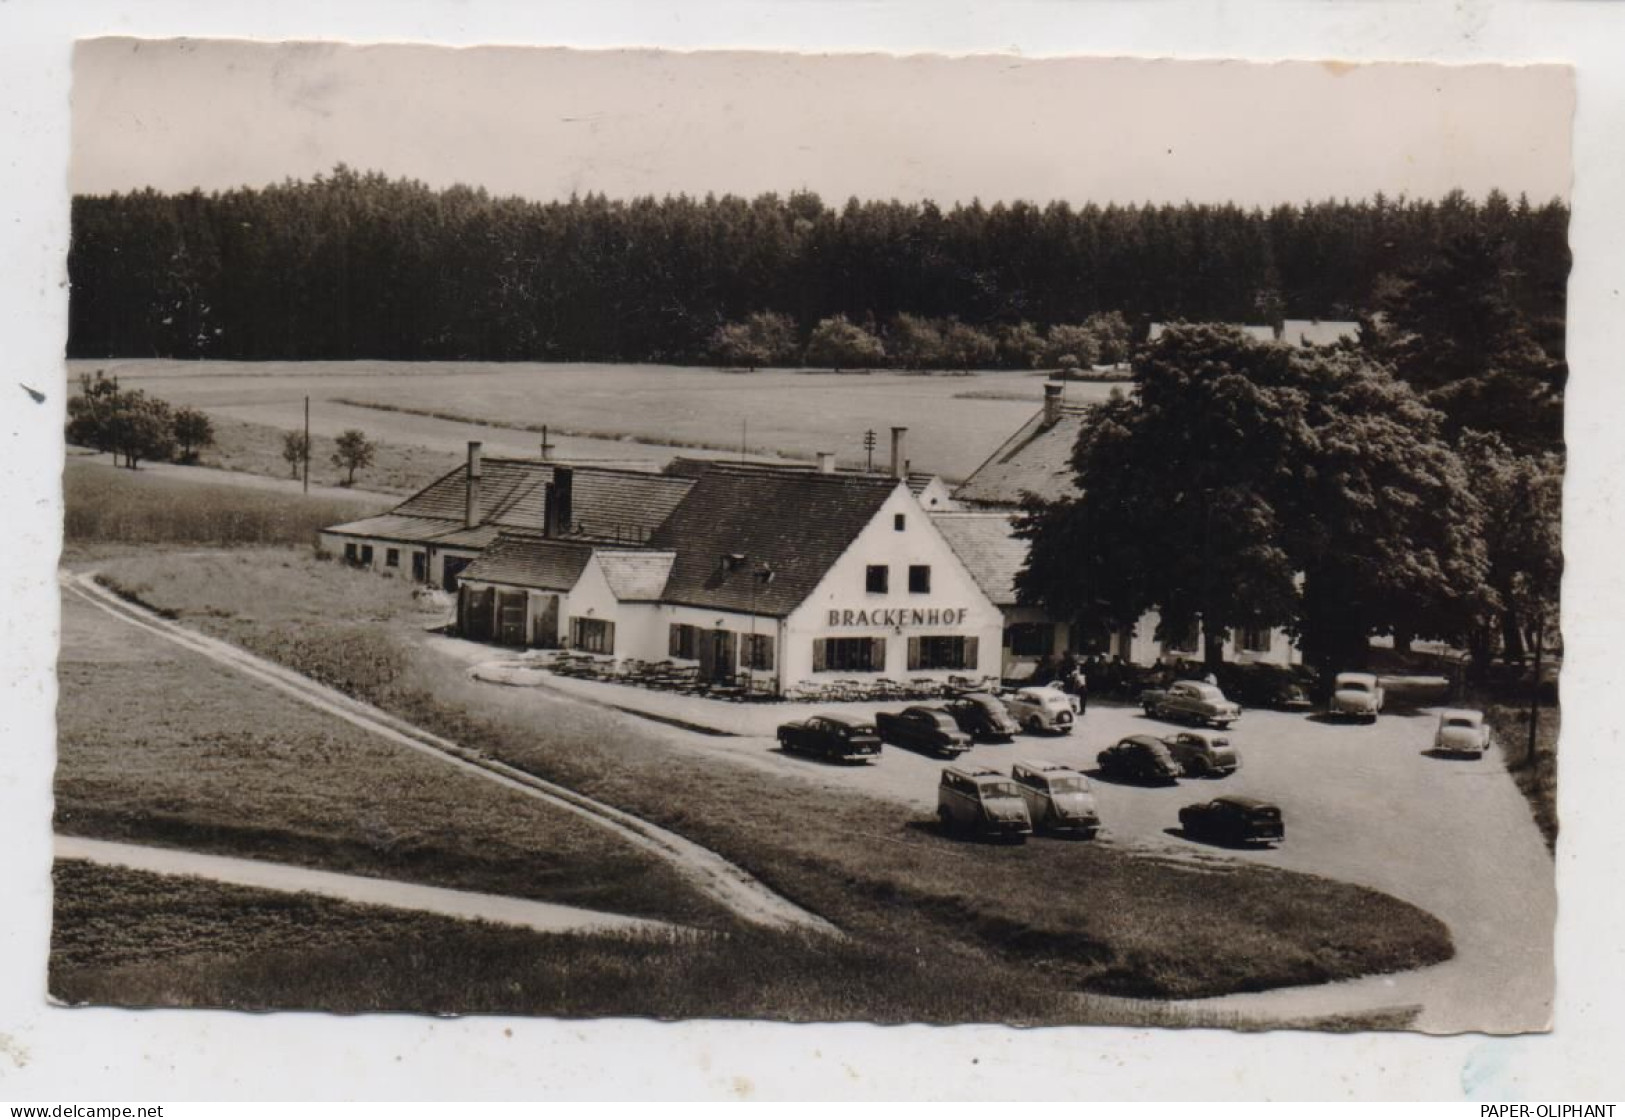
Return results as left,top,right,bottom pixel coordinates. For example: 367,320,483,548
870,637,887,672
669,623,682,657
907,636,922,671
812,639,827,672
604,621,617,654
760,635,775,672
964,636,980,671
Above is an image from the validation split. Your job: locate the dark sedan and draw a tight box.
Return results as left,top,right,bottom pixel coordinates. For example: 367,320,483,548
1178,796,1285,846
942,692,1022,742
875,706,973,758
1095,734,1183,784
776,712,882,763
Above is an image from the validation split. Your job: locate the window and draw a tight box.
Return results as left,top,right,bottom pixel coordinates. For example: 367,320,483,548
894,513,906,531
669,623,700,660
1238,626,1273,654
742,633,776,671
908,635,980,671
866,564,889,593
813,637,886,673
344,542,358,564
385,548,400,568
570,617,615,654
1005,622,1055,657
908,565,931,594
360,544,374,566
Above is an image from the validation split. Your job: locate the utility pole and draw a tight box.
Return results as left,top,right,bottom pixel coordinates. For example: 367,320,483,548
863,428,877,472
741,417,747,464
302,395,310,494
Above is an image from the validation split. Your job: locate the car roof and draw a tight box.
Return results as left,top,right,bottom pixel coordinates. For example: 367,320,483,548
945,765,1004,779
1335,671,1378,683
1208,795,1275,810
815,712,872,726
1439,708,1483,722
1015,760,1080,776
1018,685,1065,697
1118,734,1169,750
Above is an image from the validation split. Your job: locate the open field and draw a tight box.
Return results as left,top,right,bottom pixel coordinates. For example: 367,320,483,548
70,359,1121,481
90,543,1457,1005
56,569,730,929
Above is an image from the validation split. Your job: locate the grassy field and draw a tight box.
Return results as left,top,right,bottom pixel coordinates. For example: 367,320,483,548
194,413,464,495
1488,703,1560,852
57,562,730,929
63,456,392,550
71,358,1120,481
51,861,1415,1028
93,545,1457,1005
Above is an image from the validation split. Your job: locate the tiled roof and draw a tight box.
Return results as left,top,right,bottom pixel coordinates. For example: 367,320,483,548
1281,319,1358,347
930,512,1028,606
595,550,677,602
458,533,596,591
953,407,1087,508
381,457,692,542
651,467,901,617
664,456,935,495
322,513,479,545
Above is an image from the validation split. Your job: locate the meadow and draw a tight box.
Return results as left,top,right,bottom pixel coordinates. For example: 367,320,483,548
69,359,1120,481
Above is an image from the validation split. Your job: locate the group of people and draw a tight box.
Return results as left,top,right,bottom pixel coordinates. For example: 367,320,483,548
1032,649,1092,712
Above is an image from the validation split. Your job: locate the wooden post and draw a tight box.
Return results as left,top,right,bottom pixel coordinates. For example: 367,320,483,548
302,395,310,494
1526,617,1544,770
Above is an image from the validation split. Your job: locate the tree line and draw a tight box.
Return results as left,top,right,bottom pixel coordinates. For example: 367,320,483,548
67,166,1569,366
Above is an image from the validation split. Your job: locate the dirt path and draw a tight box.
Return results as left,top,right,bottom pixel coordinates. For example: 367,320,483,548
55,836,674,936
61,569,839,937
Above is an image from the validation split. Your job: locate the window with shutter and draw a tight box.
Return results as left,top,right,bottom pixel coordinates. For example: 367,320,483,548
907,636,922,671
871,637,887,671
812,639,827,672
669,623,682,657
964,636,980,670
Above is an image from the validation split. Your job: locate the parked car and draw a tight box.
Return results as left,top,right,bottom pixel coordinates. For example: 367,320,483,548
1178,796,1285,846
1003,686,1078,735
942,691,1022,742
1095,734,1183,784
1328,671,1385,722
1163,729,1240,777
1011,761,1100,837
776,712,882,763
876,705,973,758
1433,709,1491,757
1139,680,1242,729
938,765,1033,840
1214,662,1314,712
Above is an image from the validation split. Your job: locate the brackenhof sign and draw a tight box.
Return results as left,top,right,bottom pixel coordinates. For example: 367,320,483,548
826,607,971,628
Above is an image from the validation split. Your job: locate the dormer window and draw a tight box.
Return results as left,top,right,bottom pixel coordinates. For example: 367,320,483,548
720,553,746,572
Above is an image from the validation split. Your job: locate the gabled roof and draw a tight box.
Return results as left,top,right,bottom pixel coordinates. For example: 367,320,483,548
651,466,901,617
929,511,1028,606
458,533,596,591
594,550,678,602
953,406,1087,508
348,457,694,544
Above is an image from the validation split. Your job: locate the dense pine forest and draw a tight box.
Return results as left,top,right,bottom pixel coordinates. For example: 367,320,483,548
67,166,1570,365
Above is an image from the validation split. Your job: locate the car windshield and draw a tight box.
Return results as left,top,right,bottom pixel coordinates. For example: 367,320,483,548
1444,718,1475,729
977,780,1021,799
1045,777,1089,794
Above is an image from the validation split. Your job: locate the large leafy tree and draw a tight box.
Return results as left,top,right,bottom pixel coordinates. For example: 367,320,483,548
1017,324,1490,674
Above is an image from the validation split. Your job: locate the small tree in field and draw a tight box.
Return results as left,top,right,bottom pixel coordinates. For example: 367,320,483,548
171,407,215,463
331,429,376,486
805,315,886,371
281,431,311,479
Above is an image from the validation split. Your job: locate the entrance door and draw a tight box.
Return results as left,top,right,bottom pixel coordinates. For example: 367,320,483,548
699,629,737,683
496,591,528,647
460,586,494,641
442,555,472,592
531,595,560,648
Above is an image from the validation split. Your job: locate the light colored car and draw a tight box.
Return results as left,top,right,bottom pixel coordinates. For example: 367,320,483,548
1002,686,1077,735
1329,671,1385,722
937,766,1033,840
1434,709,1491,756
1139,680,1242,729
1163,729,1240,777
1011,761,1100,837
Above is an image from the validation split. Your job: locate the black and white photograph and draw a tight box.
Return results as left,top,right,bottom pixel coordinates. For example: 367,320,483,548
10,3,1625,1098
45,40,1572,1038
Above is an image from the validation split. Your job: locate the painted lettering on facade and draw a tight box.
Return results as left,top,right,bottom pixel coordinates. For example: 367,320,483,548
826,606,971,628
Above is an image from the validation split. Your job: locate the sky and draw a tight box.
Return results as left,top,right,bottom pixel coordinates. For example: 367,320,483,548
70,38,1573,207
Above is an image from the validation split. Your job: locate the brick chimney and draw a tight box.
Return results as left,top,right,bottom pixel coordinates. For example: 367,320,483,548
890,426,908,480
464,441,483,528
545,466,575,537
816,452,836,474
1043,382,1064,426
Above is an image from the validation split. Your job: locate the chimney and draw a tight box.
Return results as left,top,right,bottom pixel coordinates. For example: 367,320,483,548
1043,382,1065,425
545,466,575,538
816,452,836,475
464,441,483,528
540,424,553,462
890,426,908,480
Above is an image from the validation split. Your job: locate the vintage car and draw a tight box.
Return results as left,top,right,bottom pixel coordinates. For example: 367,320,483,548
1178,796,1285,846
875,705,973,758
1214,663,1314,712
1328,671,1385,722
1002,685,1078,735
1095,734,1183,784
1163,729,1240,777
941,692,1023,742
1011,761,1100,837
1139,680,1242,729
1433,708,1492,757
776,712,882,763
937,765,1033,840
